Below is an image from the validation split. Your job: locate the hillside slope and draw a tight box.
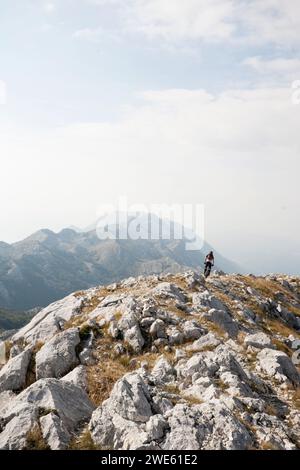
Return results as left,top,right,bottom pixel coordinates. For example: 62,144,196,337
0,308,39,333
0,228,241,310
0,272,299,450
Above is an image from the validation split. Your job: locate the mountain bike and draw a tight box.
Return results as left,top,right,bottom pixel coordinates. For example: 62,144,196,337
204,262,213,278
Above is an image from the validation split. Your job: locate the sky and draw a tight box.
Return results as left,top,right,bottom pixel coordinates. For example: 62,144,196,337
0,0,300,271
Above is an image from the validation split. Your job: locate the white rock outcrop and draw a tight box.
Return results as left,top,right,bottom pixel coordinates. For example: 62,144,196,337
0,378,94,450
0,348,32,392
35,328,80,379
1,271,299,450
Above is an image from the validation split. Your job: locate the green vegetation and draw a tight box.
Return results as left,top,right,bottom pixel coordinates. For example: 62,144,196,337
0,308,37,331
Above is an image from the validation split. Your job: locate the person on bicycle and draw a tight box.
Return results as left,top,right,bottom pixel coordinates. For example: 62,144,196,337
204,251,214,277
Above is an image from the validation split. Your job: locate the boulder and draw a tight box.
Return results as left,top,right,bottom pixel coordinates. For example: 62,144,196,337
124,325,145,353
145,415,169,441
9,344,24,359
40,412,71,450
166,326,184,345
152,283,187,303
151,357,175,383
0,378,94,450
162,402,252,450
252,412,297,450
36,328,80,379
0,348,32,392
244,332,273,349
0,391,16,412
150,319,167,339
184,271,204,289
108,321,120,339
61,365,87,390
89,373,153,450
12,294,83,345
177,351,218,379
203,309,239,337
193,291,227,311
182,320,204,341
186,332,221,352
257,348,300,384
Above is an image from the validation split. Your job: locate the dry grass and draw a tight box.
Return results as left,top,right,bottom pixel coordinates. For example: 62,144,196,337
290,387,300,410
260,440,278,451
86,335,131,406
74,291,86,298
64,314,87,330
135,350,175,368
87,360,128,407
264,403,279,416
164,303,193,320
164,383,181,395
241,276,287,300
169,275,190,291
202,320,227,339
214,378,230,391
286,304,300,318
25,425,49,450
183,395,203,406
272,338,293,356
81,294,104,315
69,428,102,450
4,340,13,361
267,319,300,340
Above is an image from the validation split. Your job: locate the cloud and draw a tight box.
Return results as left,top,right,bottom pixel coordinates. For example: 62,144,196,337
127,0,236,42
242,0,300,47
81,0,300,47
73,28,105,42
1,84,299,246
243,56,300,83
0,80,7,105
73,27,120,43
44,2,55,13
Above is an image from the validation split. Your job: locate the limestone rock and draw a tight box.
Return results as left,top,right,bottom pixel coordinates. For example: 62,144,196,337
12,294,83,345
40,412,71,450
89,373,153,450
151,356,175,383
124,325,145,353
36,328,80,379
152,283,187,303
0,378,94,450
0,348,32,392
182,320,204,341
245,332,273,349
150,319,166,339
61,365,87,390
187,332,221,352
203,309,239,337
257,348,300,384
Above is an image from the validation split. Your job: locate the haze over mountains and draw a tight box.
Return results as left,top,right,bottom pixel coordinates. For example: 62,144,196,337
0,219,241,311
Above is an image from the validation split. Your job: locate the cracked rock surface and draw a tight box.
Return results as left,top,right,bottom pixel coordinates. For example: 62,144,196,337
0,271,299,450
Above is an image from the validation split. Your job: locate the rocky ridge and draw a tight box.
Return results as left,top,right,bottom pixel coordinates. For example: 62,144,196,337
0,271,299,450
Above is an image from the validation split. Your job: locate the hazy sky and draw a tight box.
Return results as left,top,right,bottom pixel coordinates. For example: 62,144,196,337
0,0,299,268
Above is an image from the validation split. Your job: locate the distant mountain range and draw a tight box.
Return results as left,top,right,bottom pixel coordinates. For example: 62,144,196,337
0,220,242,311
0,307,39,332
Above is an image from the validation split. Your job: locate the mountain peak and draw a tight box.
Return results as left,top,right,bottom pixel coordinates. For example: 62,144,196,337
0,224,240,310
1,271,299,450
24,228,56,243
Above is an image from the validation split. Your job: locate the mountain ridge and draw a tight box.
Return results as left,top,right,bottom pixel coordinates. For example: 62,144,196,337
0,225,242,310
0,271,299,450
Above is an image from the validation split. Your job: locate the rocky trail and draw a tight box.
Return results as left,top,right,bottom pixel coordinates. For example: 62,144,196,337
0,271,299,450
